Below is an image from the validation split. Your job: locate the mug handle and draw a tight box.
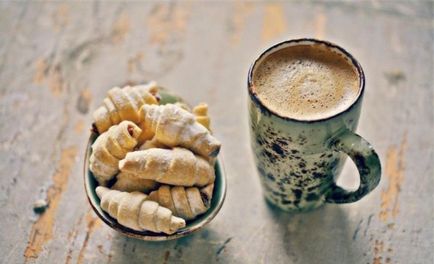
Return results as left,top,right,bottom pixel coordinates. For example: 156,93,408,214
325,129,381,203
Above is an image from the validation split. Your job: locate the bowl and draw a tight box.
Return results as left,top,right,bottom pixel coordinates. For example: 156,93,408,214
83,89,227,241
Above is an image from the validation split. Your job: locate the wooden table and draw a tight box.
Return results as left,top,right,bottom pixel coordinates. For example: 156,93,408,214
1,1,433,263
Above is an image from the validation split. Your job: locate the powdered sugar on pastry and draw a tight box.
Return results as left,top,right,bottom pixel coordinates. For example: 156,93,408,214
139,104,221,158
93,82,159,133
90,121,142,186
119,148,215,187
96,187,185,234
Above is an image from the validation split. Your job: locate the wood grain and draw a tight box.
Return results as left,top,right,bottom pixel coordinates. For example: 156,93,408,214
24,146,78,261
0,1,432,263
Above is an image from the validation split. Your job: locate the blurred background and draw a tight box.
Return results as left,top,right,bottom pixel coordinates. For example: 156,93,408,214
0,1,433,263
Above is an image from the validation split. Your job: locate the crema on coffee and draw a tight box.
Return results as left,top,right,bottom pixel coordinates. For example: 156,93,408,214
252,44,360,120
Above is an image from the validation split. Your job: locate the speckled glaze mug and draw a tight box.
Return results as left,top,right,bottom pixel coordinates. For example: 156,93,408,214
248,39,381,212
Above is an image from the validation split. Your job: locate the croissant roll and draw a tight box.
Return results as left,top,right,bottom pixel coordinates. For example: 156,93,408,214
89,121,141,186
112,172,160,193
192,103,211,130
138,104,221,157
92,82,159,133
138,137,168,150
119,148,215,187
148,184,214,220
96,187,185,234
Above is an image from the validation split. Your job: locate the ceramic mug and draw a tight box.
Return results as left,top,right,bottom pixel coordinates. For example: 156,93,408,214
248,39,381,212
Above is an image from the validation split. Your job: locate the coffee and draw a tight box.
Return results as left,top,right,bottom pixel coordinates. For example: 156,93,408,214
249,39,381,211
252,44,360,120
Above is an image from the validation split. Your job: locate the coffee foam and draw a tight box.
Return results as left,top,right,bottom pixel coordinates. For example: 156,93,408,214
252,44,360,120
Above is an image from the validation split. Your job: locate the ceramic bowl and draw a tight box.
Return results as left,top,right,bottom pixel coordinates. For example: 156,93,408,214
83,89,227,241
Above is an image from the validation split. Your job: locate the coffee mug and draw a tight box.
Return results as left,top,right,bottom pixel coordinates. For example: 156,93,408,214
248,39,381,212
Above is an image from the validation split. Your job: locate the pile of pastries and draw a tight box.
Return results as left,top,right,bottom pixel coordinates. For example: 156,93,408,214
89,82,221,234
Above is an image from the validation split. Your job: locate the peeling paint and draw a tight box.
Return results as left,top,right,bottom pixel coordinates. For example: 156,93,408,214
33,58,47,85
33,58,64,97
379,133,407,222
97,245,104,255
146,3,190,46
24,146,78,261
127,51,145,74
261,3,287,43
374,133,407,264
48,65,63,97
229,2,254,46
112,11,130,44
76,88,92,114
314,12,326,39
74,119,85,134
77,211,102,264
65,214,85,264
373,239,384,264
141,3,190,76
52,4,69,32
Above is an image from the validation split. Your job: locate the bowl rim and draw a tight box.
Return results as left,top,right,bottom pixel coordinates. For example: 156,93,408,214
83,133,227,241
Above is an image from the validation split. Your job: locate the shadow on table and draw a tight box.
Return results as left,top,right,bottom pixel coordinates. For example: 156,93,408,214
107,204,361,263
108,226,238,263
266,201,361,264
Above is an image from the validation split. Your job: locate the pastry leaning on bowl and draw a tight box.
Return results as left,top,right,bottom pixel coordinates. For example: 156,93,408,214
89,82,221,235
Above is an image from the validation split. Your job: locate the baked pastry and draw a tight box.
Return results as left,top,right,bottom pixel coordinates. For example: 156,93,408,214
93,83,159,133
96,186,185,234
148,184,214,220
119,148,215,187
138,104,221,157
112,172,159,193
192,103,210,130
90,121,141,186
138,137,168,150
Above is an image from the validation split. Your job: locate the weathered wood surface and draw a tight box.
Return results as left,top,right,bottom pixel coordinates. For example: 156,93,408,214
0,1,433,263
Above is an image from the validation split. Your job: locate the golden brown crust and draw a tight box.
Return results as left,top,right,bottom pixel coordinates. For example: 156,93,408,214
96,187,185,234
92,84,159,134
90,121,142,186
138,137,168,150
148,184,213,220
139,104,221,158
112,172,159,193
193,103,210,130
172,187,194,220
119,148,215,187
186,187,208,217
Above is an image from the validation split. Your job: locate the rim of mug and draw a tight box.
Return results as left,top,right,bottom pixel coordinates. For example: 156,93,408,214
247,38,365,123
